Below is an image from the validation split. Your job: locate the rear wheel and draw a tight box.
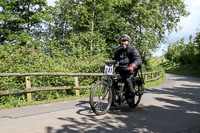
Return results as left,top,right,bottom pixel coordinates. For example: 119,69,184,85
90,81,112,115
128,85,143,108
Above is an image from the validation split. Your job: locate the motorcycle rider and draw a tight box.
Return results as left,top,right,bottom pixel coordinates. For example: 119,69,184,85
112,34,142,105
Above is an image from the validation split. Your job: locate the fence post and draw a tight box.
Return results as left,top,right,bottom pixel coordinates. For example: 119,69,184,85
145,74,148,81
25,76,32,101
75,77,80,96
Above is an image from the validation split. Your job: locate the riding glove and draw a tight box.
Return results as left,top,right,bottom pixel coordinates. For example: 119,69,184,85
128,63,137,73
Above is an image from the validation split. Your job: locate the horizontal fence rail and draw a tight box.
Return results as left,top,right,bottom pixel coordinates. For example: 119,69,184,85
0,70,163,100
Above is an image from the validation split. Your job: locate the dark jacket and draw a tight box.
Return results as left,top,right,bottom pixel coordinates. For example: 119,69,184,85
113,45,141,68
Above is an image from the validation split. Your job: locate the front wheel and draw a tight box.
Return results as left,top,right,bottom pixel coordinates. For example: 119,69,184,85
128,85,143,108
90,81,112,115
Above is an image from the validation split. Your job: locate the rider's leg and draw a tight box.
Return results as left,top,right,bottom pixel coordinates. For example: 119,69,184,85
126,70,138,93
126,73,135,96
124,71,138,103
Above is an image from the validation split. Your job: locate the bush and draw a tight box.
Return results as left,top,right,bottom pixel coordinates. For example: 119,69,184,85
0,46,108,107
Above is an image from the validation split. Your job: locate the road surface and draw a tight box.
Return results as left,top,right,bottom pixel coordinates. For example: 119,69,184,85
0,74,200,133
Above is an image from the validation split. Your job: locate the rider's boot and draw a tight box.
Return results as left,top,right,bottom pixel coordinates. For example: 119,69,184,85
111,101,118,107
111,81,119,107
111,89,118,107
127,92,135,104
111,92,118,107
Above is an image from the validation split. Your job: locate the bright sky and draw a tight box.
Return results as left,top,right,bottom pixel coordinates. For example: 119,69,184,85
47,0,56,6
47,0,200,57
154,0,200,56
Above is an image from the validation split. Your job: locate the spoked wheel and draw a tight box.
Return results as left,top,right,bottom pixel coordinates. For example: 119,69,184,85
128,84,143,108
90,81,112,115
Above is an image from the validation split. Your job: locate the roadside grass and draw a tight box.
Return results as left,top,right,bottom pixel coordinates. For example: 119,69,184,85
3,58,199,110
144,75,166,88
162,61,200,78
0,57,167,110
149,57,200,78
0,74,166,110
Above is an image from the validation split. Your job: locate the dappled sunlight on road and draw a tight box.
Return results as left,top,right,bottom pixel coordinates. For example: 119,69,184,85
0,74,199,133
46,74,200,133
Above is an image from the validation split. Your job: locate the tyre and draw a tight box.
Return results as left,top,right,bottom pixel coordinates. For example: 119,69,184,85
90,81,112,115
128,84,143,108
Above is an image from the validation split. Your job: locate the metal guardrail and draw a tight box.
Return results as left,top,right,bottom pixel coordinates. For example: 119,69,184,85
0,70,163,100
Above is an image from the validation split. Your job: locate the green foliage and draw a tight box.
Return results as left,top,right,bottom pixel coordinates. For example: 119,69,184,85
0,45,108,107
0,0,48,46
46,0,188,59
162,60,200,78
164,34,200,66
161,37,200,77
144,70,166,88
0,0,189,108
64,32,110,57
112,0,189,59
144,57,166,71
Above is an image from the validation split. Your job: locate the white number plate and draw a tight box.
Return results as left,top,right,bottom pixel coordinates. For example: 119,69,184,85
104,65,114,75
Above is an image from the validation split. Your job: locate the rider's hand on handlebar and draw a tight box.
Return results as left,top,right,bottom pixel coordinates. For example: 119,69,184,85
128,63,137,73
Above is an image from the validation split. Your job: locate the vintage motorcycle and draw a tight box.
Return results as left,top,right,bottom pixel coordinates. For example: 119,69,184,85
89,60,145,115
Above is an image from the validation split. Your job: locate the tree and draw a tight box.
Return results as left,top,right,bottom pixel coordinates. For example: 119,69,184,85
46,0,124,57
113,0,188,59
0,0,49,47
47,0,188,59
193,32,200,64
165,33,200,66
1,0,189,59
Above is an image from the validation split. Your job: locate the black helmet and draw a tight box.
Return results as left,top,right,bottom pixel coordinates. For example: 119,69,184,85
120,34,131,42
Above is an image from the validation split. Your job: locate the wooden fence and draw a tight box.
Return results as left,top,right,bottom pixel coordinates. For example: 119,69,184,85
0,70,163,101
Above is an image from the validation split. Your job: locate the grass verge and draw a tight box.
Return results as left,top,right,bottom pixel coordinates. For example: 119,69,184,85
163,62,200,78
0,72,166,110
144,75,166,88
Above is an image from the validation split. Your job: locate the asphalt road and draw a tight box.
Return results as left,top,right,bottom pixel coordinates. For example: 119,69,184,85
0,74,200,133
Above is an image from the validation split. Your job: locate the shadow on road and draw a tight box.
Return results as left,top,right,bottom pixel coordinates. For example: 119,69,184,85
46,75,200,133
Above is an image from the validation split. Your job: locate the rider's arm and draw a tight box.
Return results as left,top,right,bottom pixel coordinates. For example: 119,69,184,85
129,46,141,66
128,46,142,73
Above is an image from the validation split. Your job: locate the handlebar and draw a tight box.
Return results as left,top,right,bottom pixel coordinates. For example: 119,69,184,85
105,60,117,65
